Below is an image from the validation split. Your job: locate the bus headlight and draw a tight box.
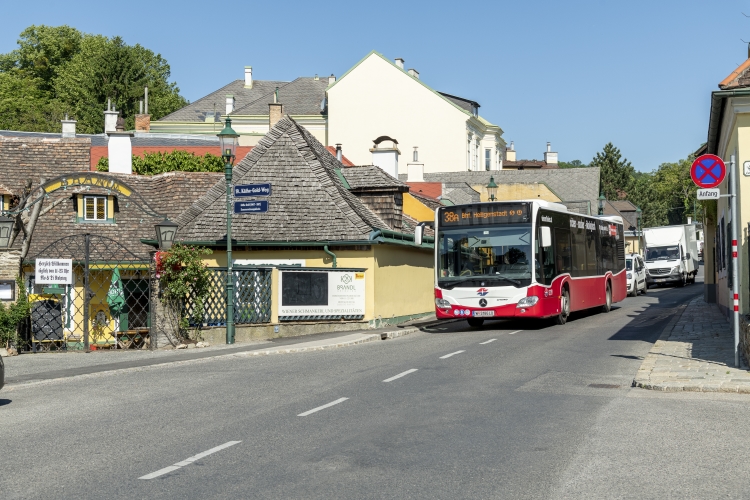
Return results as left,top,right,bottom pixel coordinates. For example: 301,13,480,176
517,296,539,308
435,298,451,309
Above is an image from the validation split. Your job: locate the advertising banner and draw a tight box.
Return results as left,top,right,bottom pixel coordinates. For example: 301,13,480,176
279,270,365,318
36,259,73,284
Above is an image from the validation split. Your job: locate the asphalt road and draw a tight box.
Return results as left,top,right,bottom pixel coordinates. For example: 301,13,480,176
3,272,749,499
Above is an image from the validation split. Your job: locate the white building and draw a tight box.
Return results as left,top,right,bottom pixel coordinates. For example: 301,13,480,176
327,51,505,175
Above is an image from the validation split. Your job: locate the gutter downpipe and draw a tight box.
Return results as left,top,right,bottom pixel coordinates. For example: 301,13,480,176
323,245,337,268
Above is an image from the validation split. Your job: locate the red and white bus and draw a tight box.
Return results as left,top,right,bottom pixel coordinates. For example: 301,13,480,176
416,200,627,327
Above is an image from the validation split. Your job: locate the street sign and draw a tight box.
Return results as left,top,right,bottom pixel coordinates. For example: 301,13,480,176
234,183,271,197
697,188,720,200
691,154,726,188
234,200,268,214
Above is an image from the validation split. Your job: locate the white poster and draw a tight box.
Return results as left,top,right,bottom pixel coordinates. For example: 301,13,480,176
279,270,365,318
36,259,73,284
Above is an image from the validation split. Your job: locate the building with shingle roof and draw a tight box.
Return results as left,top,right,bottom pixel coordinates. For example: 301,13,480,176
172,116,434,323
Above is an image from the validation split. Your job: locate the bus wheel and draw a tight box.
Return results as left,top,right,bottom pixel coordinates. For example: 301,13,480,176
602,282,612,313
467,318,484,328
555,287,570,325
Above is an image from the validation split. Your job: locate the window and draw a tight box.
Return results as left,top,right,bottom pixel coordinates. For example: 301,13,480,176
84,196,106,221
554,228,572,277
485,149,491,170
570,223,587,277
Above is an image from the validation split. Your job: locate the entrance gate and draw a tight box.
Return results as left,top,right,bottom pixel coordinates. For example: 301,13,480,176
24,234,152,352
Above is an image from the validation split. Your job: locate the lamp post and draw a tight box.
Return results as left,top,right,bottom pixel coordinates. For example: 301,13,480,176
0,215,13,248
598,192,606,216
635,207,642,255
218,118,239,344
154,219,178,251
486,176,498,202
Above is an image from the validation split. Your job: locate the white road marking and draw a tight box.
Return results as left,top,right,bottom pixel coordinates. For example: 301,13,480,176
479,339,497,344
440,350,465,359
383,369,418,382
139,441,242,480
508,330,522,335
298,397,349,416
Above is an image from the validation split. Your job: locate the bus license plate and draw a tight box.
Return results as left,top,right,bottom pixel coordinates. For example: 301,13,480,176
473,310,495,317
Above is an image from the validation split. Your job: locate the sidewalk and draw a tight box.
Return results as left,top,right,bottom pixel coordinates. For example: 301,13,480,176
634,297,750,393
3,316,441,387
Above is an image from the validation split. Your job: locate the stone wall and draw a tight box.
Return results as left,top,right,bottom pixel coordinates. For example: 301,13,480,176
0,249,21,302
740,316,750,365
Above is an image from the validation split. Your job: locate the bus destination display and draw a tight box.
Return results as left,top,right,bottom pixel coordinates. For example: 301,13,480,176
439,203,530,226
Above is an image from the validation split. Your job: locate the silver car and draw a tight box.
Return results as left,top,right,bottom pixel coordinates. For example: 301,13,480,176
626,254,647,297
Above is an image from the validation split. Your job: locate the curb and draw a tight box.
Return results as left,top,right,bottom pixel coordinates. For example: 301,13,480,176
234,333,382,357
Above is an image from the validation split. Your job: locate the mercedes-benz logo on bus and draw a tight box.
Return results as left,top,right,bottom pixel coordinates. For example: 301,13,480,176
479,299,488,308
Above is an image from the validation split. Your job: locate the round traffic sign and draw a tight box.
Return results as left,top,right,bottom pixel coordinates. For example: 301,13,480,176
691,154,726,189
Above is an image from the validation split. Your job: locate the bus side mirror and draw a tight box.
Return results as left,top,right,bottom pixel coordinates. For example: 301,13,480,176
415,225,423,246
541,226,552,247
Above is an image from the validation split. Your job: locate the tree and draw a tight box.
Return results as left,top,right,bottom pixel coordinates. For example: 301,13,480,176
590,143,636,200
0,25,188,134
558,160,588,169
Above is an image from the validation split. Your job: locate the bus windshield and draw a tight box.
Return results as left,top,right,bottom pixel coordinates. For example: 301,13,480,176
438,224,532,288
646,246,680,261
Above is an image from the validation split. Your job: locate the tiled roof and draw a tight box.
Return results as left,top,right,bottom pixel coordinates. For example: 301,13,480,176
410,191,443,211
402,168,601,207
442,182,481,205
231,78,328,116
438,92,479,113
341,165,408,191
158,79,288,122
325,146,354,166
406,182,442,199
604,200,639,229
0,182,12,195
719,59,750,89
175,116,389,243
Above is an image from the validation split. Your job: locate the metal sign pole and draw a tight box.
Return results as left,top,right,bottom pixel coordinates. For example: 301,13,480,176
730,155,740,367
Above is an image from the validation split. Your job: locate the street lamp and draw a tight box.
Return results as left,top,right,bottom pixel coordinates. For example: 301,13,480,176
218,118,239,345
636,207,643,255
0,215,13,248
486,176,498,202
598,192,606,216
154,219,178,251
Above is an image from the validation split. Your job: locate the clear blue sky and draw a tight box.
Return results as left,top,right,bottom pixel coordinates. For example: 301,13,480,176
1,0,748,171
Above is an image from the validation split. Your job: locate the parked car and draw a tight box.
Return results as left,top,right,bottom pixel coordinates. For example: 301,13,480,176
0,355,4,391
626,253,647,297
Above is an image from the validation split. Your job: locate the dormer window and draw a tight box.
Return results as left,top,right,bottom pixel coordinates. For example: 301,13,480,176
85,196,107,221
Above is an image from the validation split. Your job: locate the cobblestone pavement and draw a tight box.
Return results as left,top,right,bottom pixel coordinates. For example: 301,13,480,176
634,296,750,392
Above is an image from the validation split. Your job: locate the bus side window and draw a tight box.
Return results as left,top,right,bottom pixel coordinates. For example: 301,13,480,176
586,229,598,276
571,225,586,277
554,228,572,277
538,227,554,284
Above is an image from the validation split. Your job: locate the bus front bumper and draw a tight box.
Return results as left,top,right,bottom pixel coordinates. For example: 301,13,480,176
436,298,558,320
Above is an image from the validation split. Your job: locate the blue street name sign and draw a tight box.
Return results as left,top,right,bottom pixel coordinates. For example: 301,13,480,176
234,200,269,214
234,183,272,197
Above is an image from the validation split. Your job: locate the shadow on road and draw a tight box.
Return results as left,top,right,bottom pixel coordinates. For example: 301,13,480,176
0,399,12,407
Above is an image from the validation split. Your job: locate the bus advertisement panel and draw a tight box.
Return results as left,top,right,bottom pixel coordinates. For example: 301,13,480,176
432,200,626,327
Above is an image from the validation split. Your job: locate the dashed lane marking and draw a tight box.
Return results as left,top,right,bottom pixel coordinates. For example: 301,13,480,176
139,441,242,480
440,350,465,359
508,330,522,335
383,369,419,382
479,339,497,344
298,397,349,416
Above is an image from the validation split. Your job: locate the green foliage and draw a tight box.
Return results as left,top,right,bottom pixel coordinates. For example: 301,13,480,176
590,143,636,200
158,244,212,339
0,277,30,349
97,150,225,175
558,160,588,169
0,24,187,134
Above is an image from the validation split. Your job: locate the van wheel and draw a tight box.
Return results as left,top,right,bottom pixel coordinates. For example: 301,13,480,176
641,283,647,295
602,282,612,313
555,287,570,325
467,318,484,328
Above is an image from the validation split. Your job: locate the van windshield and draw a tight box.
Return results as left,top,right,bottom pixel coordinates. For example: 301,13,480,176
646,246,680,261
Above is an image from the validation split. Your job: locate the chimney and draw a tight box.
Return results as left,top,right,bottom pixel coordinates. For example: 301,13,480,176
370,137,400,178
225,94,235,115
407,146,424,182
245,66,253,88
407,68,419,79
328,74,336,85
395,58,405,69
61,114,77,138
335,144,342,162
104,99,118,133
135,88,151,132
505,141,516,162
543,142,558,165
268,88,283,128
107,127,134,174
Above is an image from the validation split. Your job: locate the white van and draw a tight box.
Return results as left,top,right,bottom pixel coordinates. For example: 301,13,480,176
626,253,647,296
643,225,699,287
